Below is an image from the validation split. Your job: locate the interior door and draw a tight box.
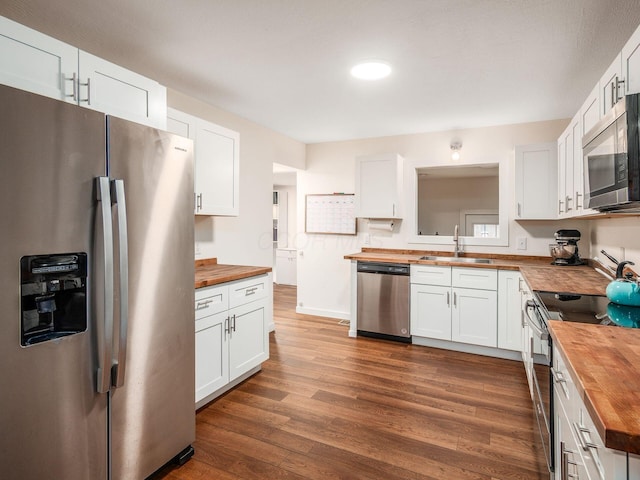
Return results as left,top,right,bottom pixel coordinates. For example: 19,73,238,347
0,85,108,480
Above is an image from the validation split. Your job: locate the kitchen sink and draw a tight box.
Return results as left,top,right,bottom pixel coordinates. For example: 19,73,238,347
420,255,493,264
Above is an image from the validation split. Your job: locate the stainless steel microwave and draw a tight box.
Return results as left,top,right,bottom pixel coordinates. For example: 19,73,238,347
582,93,640,211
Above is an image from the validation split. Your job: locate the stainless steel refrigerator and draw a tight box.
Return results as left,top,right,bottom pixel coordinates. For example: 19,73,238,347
0,85,196,480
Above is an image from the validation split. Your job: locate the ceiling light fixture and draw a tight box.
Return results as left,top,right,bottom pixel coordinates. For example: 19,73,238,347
450,142,462,161
350,61,392,80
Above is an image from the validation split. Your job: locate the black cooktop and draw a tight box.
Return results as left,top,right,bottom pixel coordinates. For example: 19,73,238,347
535,291,640,328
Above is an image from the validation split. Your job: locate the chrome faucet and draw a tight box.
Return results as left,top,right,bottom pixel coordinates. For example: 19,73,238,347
453,224,460,257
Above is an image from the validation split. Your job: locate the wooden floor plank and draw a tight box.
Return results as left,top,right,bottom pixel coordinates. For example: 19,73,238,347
152,284,547,480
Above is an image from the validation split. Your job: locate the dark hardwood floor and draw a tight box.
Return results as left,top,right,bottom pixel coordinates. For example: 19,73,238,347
153,284,547,479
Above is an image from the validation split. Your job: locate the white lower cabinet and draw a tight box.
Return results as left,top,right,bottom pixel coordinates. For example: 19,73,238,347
411,283,451,340
275,248,297,286
553,343,628,480
194,273,271,408
411,265,498,348
497,271,522,351
630,454,640,479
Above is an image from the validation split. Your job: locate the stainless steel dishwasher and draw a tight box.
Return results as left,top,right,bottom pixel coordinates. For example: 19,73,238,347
357,262,410,342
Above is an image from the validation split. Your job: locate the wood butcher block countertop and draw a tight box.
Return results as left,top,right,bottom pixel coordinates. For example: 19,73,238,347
344,248,611,295
195,258,272,289
549,321,640,454
344,248,553,270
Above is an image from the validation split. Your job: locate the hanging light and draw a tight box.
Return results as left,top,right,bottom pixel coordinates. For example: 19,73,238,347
450,142,462,161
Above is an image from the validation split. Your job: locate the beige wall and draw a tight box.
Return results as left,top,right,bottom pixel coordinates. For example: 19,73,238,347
167,89,306,267
589,216,640,266
297,119,591,319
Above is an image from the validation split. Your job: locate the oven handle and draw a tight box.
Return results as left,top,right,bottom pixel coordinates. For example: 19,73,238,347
524,300,549,341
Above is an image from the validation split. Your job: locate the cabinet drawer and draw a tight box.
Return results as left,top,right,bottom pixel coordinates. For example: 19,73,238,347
452,267,497,290
195,284,228,319
229,274,269,308
410,265,451,286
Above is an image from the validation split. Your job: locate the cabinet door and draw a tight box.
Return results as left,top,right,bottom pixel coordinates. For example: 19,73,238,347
228,300,269,381
581,83,601,137
497,271,522,351
600,53,624,115
557,135,567,217
622,22,640,96
355,153,402,218
451,287,497,347
555,401,589,480
410,284,451,340
78,50,167,129
630,454,640,479
167,108,197,140
275,249,297,286
0,16,78,102
195,311,229,403
194,121,240,216
515,143,558,219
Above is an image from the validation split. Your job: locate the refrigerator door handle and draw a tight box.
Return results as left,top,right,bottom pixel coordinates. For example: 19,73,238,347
111,179,129,388
96,177,114,394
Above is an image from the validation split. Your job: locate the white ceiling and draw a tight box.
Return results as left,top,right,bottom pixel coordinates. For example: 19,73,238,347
3,1,640,144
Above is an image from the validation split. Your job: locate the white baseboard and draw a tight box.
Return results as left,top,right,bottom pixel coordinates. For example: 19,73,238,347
295,306,350,320
411,336,522,361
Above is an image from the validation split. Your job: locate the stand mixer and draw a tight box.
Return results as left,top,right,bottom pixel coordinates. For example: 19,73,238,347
550,229,584,266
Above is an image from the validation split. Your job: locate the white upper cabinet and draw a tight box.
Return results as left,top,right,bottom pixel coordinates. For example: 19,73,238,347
355,153,403,218
622,22,640,96
78,51,167,129
581,82,601,137
0,16,77,102
0,16,167,129
167,108,240,216
599,53,624,115
515,143,558,220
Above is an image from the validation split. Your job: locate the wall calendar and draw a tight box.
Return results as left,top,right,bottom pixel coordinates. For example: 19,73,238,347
305,194,356,235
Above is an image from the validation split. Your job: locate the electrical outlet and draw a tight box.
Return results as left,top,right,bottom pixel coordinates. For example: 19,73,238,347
364,233,371,245
517,237,527,250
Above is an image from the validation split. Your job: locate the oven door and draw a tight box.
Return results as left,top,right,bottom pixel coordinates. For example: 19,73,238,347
524,300,553,473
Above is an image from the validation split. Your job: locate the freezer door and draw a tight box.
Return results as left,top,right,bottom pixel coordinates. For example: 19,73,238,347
107,116,195,479
0,85,108,479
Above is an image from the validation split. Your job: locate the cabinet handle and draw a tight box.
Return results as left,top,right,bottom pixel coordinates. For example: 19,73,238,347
245,286,258,296
517,202,521,217
196,193,203,211
559,199,564,214
195,299,213,310
611,80,616,109
453,291,457,307
392,203,396,217
65,73,78,102
446,291,450,306
232,314,236,332
224,316,230,335
566,195,572,211
576,191,583,209
550,367,566,384
573,422,598,450
615,77,626,103
79,77,91,105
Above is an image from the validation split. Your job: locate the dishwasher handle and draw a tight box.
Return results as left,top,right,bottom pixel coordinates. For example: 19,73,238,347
357,262,410,275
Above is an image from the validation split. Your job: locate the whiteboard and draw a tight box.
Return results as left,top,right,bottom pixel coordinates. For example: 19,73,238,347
305,194,356,235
